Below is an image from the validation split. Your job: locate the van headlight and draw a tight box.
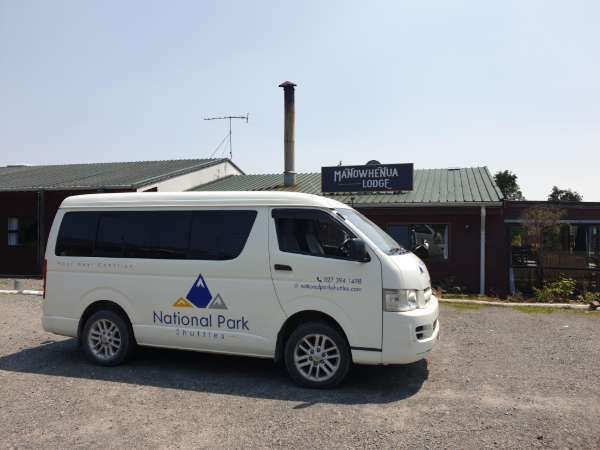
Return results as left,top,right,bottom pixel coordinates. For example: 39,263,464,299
383,289,418,312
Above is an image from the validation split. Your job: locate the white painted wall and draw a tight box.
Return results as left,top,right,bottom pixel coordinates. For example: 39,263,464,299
137,161,242,192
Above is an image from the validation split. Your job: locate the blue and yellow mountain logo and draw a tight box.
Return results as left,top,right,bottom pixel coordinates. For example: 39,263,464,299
173,274,228,310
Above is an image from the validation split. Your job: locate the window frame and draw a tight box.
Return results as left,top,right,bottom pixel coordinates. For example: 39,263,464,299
590,225,600,258
386,222,450,261
7,217,37,248
271,208,362,261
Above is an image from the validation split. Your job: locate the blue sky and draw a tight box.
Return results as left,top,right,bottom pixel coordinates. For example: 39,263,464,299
1,0,598,200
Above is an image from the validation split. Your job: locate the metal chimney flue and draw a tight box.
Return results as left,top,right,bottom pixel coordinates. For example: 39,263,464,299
279,81,296,186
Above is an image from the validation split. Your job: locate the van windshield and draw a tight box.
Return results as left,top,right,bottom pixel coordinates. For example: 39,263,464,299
335,208,407,255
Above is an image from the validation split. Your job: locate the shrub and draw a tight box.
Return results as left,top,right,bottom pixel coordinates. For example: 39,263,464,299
507,292,526,303
578,291,600,305
533,276,576,303
434,276,468,295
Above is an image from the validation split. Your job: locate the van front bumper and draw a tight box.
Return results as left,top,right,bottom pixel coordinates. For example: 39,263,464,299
381,295,440,364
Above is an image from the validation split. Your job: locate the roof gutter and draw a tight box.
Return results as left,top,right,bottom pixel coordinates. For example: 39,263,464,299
0,185,134,192
348,201,503,208
505,219,600,224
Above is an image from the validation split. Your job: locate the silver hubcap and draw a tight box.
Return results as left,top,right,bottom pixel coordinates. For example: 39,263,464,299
294,334,340,382
88,319,122,361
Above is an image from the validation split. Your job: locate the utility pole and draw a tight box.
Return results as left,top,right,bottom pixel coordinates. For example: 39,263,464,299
203,114,249,160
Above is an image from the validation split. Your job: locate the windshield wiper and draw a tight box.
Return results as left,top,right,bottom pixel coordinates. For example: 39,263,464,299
387,247,407,255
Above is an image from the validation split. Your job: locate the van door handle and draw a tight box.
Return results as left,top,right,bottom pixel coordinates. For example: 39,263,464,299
274,264,292,271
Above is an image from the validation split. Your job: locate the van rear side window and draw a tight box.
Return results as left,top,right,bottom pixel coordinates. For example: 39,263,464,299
55,212,100,256
55,210,257,260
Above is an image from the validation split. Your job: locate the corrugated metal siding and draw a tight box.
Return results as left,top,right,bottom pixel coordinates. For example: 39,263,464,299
193,167,503,205
0,159,226,191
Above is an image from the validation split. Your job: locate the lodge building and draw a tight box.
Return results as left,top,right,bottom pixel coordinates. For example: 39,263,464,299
193,167,506,295
2,158,598,297
0,158,242,276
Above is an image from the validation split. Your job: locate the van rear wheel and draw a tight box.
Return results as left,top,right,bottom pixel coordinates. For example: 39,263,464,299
284,322,351,388
82,310,134,366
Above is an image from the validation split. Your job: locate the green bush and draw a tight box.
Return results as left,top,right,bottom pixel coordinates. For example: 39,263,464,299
578,291,600,305
507,292,526,303
533,276,576,302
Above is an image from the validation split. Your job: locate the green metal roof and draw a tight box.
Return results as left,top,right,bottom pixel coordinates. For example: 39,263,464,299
192,167,503,206
0,159,232,192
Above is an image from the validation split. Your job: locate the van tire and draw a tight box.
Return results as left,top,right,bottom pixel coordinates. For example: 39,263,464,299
81,310,134,366
284,322,351,389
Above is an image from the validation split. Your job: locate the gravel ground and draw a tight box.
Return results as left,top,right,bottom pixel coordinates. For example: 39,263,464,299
0,294,599,449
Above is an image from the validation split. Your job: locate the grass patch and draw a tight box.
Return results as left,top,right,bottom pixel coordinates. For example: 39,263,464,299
571,309,600,317
444,302,483,310
512,305,600,317
441,294,499,302
512,305,556,314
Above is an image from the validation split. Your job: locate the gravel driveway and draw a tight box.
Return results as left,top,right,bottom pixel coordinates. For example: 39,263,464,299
0,294,599,449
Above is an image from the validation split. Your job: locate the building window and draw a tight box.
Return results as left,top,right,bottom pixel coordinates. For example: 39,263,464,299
510,223,600,269
510,223,600,293
387,224,449,260
7,217,36,247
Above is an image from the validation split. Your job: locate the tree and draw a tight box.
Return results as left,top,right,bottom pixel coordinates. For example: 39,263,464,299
548,186,582,202
493,170,525,200
522,205,566,285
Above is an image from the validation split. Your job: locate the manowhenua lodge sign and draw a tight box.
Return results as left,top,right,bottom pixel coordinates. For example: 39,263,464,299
321,163,414,193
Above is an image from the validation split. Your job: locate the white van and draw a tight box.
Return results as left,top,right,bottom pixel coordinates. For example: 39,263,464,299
42,192,439,388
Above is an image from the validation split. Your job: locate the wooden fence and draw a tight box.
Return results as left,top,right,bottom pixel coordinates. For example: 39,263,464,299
513,266,600,293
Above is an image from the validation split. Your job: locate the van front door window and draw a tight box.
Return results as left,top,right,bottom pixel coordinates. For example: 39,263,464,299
273,209,355,259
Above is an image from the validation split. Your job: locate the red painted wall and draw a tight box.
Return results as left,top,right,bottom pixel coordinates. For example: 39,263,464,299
0,192,39,276
0,192,510,296
359,206,509,296
0,189,129,276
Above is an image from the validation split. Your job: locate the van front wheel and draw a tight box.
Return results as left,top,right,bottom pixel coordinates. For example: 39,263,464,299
284,322,351,388
82,310,134,366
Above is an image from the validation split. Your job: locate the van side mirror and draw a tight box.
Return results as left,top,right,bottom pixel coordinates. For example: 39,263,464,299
349,238,370,262
413,243,429,260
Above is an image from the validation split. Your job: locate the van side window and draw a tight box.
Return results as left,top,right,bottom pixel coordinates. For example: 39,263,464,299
95,214,127,258
189,211,257,260
272,209,355,259
145,213,192,259
94,212,192,259
55,212,99,256
55,210,256,260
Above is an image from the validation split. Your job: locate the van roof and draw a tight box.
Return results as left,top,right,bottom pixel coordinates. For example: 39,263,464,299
59,191,349,209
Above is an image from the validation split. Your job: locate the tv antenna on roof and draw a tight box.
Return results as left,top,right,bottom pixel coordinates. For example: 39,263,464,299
203,113,249,160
